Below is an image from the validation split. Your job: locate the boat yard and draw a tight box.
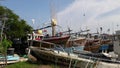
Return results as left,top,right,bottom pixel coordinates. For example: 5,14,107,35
29,46,120,68
0,0,120,68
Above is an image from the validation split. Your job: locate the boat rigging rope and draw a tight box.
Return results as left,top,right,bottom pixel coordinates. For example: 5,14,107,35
73,59,78,68
55,56,58,68
94,58,100,68
69,57,72,68
85,57,92,68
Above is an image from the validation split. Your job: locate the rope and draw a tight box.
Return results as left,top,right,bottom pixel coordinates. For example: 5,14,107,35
55,57,58,68
73,59,78,68
117,63,120,68
94,58,100,68
90,58,97,68
69,58,72,68
85,57,91,68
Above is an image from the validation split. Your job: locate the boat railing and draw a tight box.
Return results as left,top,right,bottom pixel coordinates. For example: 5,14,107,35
33,40,66,52
34,40,56,46
53,50,78,58
54,45,66,52
36,40,79,57
31,40,78,57
78,54,120,64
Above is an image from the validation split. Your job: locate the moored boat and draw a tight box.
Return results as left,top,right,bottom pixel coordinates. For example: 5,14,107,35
84,39,101,53
0,48,20,65
0,54,20,65
29,46,120,68
28,33,70,48
28,17,70,48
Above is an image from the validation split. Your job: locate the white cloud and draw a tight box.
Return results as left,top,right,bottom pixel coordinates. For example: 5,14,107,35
57,0,120,34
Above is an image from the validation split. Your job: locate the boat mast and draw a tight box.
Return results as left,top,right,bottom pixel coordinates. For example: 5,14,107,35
50,0,57,36
51,19,57,36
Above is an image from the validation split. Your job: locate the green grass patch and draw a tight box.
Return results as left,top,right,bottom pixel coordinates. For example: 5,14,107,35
6,62,60,68
6,62,39,68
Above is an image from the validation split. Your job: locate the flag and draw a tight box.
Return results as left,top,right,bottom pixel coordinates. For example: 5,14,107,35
107,29,110,32
32,19,35,24
83,13,85,16
100,27,102,31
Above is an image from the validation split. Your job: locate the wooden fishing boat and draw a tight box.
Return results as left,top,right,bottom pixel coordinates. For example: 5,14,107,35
66,37,86,47
43,35,70,47
29,46,120,68
83,39,101,53
28,17,70,48
99,39,112,52
29,46,92,68
28,34,70,48
84,39,113,53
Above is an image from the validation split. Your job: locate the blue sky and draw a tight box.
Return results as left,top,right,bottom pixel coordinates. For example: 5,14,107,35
57,0,120,34
1,0,120,34
1,0,73,29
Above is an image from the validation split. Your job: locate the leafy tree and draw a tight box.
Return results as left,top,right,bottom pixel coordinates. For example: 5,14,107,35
0,38,12,54
0,6,33,40
0,37,12,67
0,6,33,60
0,9,13,66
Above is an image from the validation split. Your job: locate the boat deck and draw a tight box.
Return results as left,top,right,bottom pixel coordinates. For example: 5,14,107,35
30,46,120,68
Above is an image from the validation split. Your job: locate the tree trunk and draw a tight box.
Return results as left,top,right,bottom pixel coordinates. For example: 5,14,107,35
5,53,7,66
2,53,7,68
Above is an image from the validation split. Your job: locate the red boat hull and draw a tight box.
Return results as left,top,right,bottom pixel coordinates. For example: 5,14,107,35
32,35,70,48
